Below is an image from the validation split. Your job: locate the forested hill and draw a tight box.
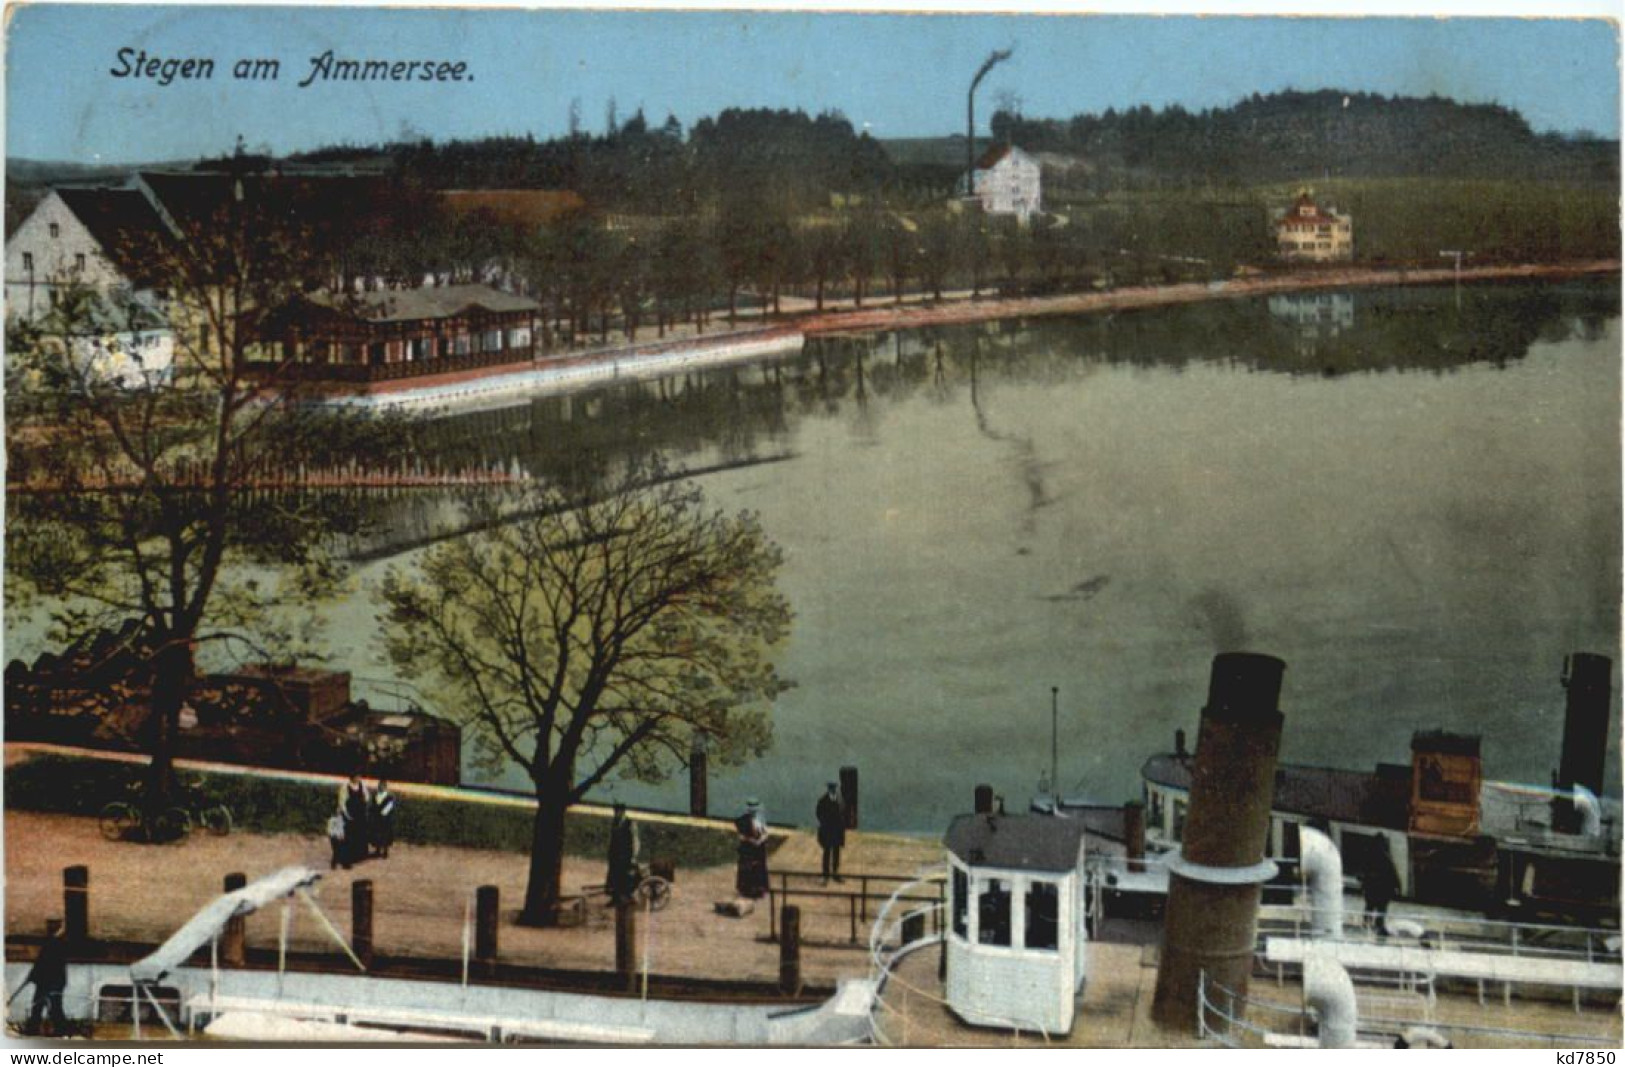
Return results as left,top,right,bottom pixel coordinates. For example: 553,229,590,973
988,90,1618,186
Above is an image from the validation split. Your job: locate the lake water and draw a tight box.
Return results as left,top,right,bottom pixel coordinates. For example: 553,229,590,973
11,280,1622,832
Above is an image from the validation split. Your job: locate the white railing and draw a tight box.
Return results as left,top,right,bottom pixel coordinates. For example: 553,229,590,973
1198,969,1619,1050
864,866,1052,1047
1257,903,1622,966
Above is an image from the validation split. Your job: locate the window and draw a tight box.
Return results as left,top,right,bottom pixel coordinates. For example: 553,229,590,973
483,329,503,352
74,253,86,272
1172,798,1188,842
48,222,59,238
977,878,1012,947
1024,880,1059,950
22,252,32,272
952,867,968,938
1148,789,1165,837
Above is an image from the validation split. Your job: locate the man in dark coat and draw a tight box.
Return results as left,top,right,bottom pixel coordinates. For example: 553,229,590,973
24,919,69,1035
606,802,640,904
1361,834,1401,937
816,783,846,884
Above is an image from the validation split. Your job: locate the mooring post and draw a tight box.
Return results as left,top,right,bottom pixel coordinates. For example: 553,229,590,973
615,898,638,992
221,873,247,966
779,905,802,995
840,766,859,830
974,784,994,814
475,885,499,977
1123,800,1147,874
62,866,89,947
352,880,375,968
689,741,709,818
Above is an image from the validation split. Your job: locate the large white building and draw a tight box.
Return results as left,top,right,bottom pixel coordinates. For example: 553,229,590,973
6,187,167,321
1275,191,1354,263
6,187,176,382
968,145,1042,224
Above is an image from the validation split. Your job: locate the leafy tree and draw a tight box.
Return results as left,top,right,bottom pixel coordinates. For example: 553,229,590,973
803,224,845,311
378,466,792,924
916,211,961,301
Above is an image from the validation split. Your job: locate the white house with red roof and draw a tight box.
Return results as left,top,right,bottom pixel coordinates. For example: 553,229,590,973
968,144,1042,224
1276,191,1353,263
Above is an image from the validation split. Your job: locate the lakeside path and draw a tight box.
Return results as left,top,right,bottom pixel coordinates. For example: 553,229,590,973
792,259,1622,336
3,745,941,991
335,259,1620,408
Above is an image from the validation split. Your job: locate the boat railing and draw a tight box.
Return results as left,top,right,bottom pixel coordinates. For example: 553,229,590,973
864,866,1052,1047
1255,903,1622,966
1197,969,1618,1050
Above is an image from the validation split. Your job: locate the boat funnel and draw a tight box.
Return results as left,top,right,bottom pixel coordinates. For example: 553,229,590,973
1151,652,1285,1033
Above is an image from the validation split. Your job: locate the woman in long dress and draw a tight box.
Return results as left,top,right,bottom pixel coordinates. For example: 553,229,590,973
735,799,770,899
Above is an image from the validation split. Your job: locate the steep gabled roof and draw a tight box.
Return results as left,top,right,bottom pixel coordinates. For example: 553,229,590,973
1278,192,1347,229
136,171,393,238
53,188,171,285
975,143,1037,172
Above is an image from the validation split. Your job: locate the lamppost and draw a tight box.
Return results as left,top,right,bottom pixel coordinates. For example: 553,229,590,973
967,48,1013,200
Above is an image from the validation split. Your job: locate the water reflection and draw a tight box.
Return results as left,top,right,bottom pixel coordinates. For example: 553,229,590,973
356,281,1617,559
13,282,1614,832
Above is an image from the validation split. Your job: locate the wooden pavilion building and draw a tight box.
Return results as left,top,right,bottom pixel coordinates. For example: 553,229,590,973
260,283,541,383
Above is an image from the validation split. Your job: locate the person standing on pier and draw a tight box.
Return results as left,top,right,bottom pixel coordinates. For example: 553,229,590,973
735,799,770,900
23,919,68,1035
606,801,641,904
370,779,398,859
816,782,846,884
339,774,370,868
1361,834,1401,937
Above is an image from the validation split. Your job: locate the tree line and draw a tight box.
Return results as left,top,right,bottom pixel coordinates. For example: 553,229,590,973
991,89,1619,191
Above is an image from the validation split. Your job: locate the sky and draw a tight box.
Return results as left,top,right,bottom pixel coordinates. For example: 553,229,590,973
4,3,1621,164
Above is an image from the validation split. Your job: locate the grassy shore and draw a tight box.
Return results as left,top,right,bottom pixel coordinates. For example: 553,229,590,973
5,752,749,868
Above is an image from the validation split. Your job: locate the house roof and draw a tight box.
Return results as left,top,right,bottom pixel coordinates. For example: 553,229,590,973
442,189,586,229
136,171,392,237
945,813,1088,873
974,143,1028,171
53,188,171,284
1142,753,1411,831
303,283,540,323
1278,193,1347,229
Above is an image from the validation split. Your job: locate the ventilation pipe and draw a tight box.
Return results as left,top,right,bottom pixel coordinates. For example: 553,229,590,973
1303,953,1358,1049
1573,784,1602,839
1298,827,1343,939
1555,653,1612,833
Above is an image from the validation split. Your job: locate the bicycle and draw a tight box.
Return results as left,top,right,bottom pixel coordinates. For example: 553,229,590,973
98,780,232,843
580,870,672,912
